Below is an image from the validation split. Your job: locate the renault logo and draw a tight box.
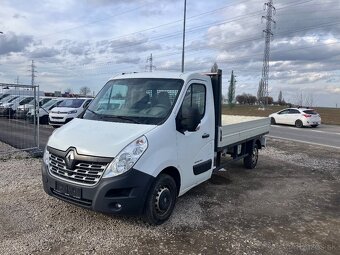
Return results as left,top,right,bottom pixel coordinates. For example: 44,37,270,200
65,150,76,169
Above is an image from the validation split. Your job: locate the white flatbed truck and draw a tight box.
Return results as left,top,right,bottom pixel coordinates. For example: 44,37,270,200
42,70,270,224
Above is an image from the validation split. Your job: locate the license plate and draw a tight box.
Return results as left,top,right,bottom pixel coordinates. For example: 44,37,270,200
55,181,81,199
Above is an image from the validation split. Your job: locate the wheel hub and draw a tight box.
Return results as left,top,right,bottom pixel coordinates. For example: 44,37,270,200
155,187,171,213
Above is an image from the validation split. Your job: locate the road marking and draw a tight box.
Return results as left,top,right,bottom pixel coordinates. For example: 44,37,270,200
270,125,340,135
267,135,340,150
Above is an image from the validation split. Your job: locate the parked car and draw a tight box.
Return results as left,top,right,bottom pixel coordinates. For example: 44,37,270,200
0,93,11,102
49,98,92,127
0,95,19,105
0,96,34,118
27,98,65,124
269,108,321,128
16,97,53,119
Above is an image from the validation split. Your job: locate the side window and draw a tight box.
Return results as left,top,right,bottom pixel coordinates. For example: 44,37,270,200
279,109,289,115
181,83,206,120
289,109,300,114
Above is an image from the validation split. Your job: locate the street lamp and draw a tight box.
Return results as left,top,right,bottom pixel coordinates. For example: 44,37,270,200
181,0,187,73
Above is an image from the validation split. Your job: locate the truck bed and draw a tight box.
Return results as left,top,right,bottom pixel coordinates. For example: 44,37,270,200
217,115,271,148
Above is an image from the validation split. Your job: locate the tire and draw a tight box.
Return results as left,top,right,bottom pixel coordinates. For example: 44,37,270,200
311,125,318,128
295,119,303,128
144,174,177,225
270,117,276,125
243,144,259,169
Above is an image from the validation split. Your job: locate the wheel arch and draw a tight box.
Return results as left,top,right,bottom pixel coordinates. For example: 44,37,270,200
158,166,181,196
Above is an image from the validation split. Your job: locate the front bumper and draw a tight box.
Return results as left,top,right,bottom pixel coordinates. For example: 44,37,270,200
15,110,29,119
0,108,13,117
41,164,154,215
49,117,73,126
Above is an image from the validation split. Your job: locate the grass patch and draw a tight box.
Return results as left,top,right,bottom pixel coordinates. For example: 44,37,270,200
222,105,340,125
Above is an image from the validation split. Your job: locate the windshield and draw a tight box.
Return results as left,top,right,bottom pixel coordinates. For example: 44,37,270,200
7,96,20,103
303,110,318,115
58,98,85,108
83,78,183,125
41,99,58,108
0,94,10,101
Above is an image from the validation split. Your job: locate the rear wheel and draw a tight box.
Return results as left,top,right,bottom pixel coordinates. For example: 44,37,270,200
144,174,177,225
244,144,259,169
270,117,276,125
295,120,303,128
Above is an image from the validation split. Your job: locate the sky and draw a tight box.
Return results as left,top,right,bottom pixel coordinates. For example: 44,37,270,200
0,0,340,107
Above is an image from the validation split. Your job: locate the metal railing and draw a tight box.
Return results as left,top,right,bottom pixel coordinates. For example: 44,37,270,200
0,83,41,154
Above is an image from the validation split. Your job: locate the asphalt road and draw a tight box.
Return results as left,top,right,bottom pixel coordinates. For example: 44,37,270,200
269,124,340,149
1,118,340,152
0,118,53,151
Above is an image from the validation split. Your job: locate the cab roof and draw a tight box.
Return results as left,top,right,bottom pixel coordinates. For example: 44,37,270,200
110,71,211,83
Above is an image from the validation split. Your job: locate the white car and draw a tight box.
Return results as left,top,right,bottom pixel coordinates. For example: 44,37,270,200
27,98,65,124
49,98,92,127
0,96,34,118
269,108,321,128
16,97,53,119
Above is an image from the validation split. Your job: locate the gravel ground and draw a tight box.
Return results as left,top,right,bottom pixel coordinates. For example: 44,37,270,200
0,139,339,254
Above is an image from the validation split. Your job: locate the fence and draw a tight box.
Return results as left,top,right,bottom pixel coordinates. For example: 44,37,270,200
0,83,41,154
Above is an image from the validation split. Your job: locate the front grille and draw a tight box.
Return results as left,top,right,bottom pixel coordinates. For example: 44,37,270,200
51,116,63,119
49,153,108,186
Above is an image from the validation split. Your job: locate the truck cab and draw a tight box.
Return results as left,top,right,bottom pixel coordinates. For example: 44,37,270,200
42,71,270,224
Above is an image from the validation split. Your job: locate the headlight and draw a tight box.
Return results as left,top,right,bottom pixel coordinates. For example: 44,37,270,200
43,147,50,166
68,110,77,114
103,136,148,178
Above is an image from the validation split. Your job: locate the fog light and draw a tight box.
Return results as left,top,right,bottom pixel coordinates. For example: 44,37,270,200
115,203,122,209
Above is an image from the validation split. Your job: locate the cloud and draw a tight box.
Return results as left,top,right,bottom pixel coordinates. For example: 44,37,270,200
115,56,141,64
29,47,60,59
0,32,33,55
325,85,340,94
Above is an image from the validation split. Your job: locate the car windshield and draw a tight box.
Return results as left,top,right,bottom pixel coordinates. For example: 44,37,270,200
303,110,318,115
7,96,19,103
41,99,58,108
0,94,10,101
58,99,85,108
83,78,183,125
19,97,34,105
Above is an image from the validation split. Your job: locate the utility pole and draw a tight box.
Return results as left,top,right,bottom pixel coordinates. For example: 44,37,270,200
146,53,156,72
258,0,276,109
181,0,187,73
29,60,37,88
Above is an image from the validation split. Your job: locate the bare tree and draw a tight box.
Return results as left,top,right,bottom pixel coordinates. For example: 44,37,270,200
211,62,218,73
278,90,283,105
227,70,236,108
65,88,73,94
79,86,91,96
305,93,314,107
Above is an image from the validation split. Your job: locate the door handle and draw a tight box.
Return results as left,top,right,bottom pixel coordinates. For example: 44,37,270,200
202,133,210,139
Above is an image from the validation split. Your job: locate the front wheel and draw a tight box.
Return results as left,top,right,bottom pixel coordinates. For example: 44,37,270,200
144,174,177,225
244,144,259,169
270,117,276,125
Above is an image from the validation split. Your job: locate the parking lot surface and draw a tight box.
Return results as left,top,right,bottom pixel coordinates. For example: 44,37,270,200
0,138,339,254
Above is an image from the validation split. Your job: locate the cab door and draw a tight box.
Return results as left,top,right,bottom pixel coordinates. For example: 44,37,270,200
175,81,215,193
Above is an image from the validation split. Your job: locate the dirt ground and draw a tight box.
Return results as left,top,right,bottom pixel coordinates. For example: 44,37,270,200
0,138,339,255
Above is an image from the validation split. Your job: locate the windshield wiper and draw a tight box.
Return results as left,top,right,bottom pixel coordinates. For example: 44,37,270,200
85,108,104,119
104,115,141,124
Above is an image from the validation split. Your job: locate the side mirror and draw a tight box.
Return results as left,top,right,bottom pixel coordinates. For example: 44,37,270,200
177,106,201,133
